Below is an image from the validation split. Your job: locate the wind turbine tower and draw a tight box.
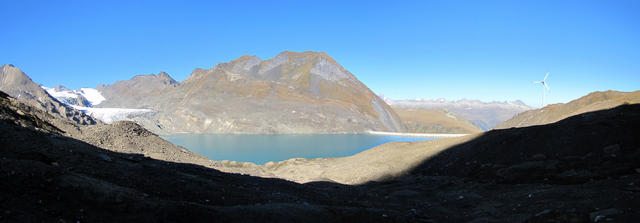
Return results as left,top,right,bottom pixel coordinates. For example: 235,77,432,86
532,71,550,107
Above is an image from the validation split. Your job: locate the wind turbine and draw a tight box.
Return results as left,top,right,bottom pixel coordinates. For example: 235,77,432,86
532,71,550,107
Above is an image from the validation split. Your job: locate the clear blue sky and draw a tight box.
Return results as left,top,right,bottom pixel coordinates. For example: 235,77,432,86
1,0,638,107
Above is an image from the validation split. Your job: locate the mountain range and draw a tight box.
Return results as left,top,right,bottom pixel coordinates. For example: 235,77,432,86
46,51,407,134
18,51,540,134
384,97,532,130
392,107,483,134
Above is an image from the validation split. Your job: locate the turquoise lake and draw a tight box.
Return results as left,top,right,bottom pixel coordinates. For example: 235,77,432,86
162,134,433,165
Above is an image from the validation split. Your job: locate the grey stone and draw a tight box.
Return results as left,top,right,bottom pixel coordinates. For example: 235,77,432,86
589,208,622,222
603,144,621,154
535,209,551,217
531,154,547,160
97,154,112,162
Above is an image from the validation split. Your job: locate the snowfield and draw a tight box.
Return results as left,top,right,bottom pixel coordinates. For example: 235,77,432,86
42,86,78,99
77,88,105,105
41,86,106,106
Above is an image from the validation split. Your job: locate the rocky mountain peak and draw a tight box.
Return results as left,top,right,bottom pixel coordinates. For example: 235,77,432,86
121,72,179,87
157,71,169,78
511,100,527,106
252,51,353,83
1,64,31,83
2,64,15,69
234,55,262,63
1,65,42,96
220,55,262,74
265,51,340,68
155,72,178,85
186,51,355,86
0,65,98,125
54,85,71,91
95,71,181,108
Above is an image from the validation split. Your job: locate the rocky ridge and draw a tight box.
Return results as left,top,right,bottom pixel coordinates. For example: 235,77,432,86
494,90,640,129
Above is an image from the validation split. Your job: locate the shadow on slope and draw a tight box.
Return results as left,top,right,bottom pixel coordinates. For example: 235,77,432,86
353,104,640,222
408,103,640,184
3,88,640,222
0,99,403,222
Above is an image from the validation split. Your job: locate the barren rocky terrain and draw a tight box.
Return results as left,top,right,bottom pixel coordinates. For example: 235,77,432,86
2,87,639,222
2,60,640,222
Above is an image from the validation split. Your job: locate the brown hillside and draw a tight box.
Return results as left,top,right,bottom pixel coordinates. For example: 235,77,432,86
494,90,640,129
96,51,406,134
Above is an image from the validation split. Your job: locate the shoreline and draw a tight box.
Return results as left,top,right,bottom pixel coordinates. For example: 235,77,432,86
160,131,471,138
367,130,469,138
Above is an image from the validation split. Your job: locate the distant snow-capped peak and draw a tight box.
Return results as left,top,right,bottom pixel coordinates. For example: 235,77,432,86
383,97,532,109
42,86,105,106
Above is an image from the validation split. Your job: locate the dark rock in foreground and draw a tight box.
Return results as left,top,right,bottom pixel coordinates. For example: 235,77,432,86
1,89,639,222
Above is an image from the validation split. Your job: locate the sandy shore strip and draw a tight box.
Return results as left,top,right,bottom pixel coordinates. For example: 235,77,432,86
367,130,468,138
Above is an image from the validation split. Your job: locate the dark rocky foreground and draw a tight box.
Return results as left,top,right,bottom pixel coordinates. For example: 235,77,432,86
1,89,639,222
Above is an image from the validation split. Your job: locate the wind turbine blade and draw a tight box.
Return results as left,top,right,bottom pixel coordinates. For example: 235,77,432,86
544,71,550,81
532,81,542,83
544,82,550,90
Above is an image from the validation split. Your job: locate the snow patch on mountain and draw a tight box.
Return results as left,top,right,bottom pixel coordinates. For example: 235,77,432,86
42,86,79,99
77,88,105,105
42,86,106,106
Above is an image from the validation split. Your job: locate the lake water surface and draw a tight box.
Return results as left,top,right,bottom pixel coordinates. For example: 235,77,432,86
162,134,432,164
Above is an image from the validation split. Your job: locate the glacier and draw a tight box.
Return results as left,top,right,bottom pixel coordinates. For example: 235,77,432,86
42,86,105,106
42,86,79,99
71,105,156,124
42,86,155,123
